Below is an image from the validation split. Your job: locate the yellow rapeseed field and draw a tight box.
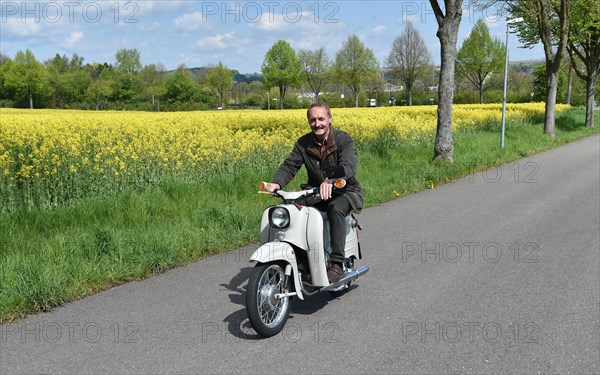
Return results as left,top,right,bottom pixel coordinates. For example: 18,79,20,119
0,103,567,211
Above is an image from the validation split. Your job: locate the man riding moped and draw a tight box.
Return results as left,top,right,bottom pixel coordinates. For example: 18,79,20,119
264,101,364,283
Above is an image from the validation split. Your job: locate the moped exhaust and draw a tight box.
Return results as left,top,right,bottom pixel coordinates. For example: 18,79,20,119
321,265,369,291
298,266,369,296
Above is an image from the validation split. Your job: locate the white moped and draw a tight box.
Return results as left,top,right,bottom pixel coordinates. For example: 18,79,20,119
245,181,369,337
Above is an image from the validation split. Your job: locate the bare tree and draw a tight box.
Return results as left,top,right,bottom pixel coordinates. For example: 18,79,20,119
429,0,463,162
386,21,433,106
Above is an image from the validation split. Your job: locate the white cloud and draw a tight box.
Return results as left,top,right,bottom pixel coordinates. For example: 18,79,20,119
373,25,387,36
196,32,236,49
251,11,326,32
174,12,209,31
398,14,423,25
2,18,41,37
138,22,160,32
484,16,503,29
116,0,189,17
63,31,83,48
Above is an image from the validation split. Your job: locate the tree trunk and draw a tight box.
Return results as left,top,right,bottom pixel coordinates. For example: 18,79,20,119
354,91,359,108
29,91,33,109
544,64,559,137
479,85,484,104
566,65,573,105
430,0,461,163
567,42,598,129
585,74,596,128
535,0,569,137
407,86,413,106
279,85,285,110
433,27,460,161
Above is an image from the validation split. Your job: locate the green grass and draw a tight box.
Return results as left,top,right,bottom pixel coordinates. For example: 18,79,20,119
1,107,598,321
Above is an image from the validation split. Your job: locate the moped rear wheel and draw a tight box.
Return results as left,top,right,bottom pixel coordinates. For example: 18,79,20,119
246,262,291,337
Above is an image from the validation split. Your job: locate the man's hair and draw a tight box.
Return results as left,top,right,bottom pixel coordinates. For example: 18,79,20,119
307,101,331,118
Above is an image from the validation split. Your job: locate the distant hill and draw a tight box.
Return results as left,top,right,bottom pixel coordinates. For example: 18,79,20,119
510,59,544,74
181,67,264,83
174,61,544,83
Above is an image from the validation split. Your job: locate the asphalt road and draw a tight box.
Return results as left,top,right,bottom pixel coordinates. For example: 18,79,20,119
2,134,599,374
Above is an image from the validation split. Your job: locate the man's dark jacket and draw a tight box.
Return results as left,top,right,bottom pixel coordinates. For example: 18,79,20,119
272,126,363,212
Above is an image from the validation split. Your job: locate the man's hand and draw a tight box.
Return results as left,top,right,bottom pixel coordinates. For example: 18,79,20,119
320,179,333,200
266,182,281,193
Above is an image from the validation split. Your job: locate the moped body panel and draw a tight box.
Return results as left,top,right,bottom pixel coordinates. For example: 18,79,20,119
249,241,304,300
260,204,309,249
306,208,329,287
343,215,360,259
257,201,362,289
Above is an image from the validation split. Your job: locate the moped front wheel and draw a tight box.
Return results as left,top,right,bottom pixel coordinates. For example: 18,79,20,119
246,262,291,337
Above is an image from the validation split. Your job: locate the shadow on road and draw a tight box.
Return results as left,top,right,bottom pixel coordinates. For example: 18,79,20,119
220,265,341,340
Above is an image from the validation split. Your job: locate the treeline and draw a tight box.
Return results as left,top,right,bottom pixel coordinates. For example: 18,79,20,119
0,49,268,111
0,20,592,111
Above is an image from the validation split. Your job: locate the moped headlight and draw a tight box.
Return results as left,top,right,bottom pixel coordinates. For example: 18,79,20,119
269,207,290,229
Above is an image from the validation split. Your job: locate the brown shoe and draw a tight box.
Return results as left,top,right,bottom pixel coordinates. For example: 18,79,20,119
327,262,344,283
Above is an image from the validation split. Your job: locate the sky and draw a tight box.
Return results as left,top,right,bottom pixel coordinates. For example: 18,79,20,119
0,0,545,74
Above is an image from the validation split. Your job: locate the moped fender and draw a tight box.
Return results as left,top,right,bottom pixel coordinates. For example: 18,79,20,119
249,241,304,300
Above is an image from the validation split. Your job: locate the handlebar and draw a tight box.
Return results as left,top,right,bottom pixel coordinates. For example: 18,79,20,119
258,179,347,201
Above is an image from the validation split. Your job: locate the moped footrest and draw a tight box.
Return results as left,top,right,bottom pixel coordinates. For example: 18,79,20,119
320,265,369,292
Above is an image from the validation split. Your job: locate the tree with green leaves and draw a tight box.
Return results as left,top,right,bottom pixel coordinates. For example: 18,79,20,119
139,63,166,111
298,47,333,102
386,21,433,106
262,40,303,109
3,49,48,108
0,57,10,105
87,68,113,110
334,35,380,107
429,0,464,162
113,48,142,104
456,19,505,104
205,62,234,109
47,54,70,74
46,53,91,108
164,64,200,104
533,63,568,102
115,48,142,75
507,0,571,137
568,0,600,128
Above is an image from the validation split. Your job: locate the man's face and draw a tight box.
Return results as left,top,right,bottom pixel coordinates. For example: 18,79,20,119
307,106,332,141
